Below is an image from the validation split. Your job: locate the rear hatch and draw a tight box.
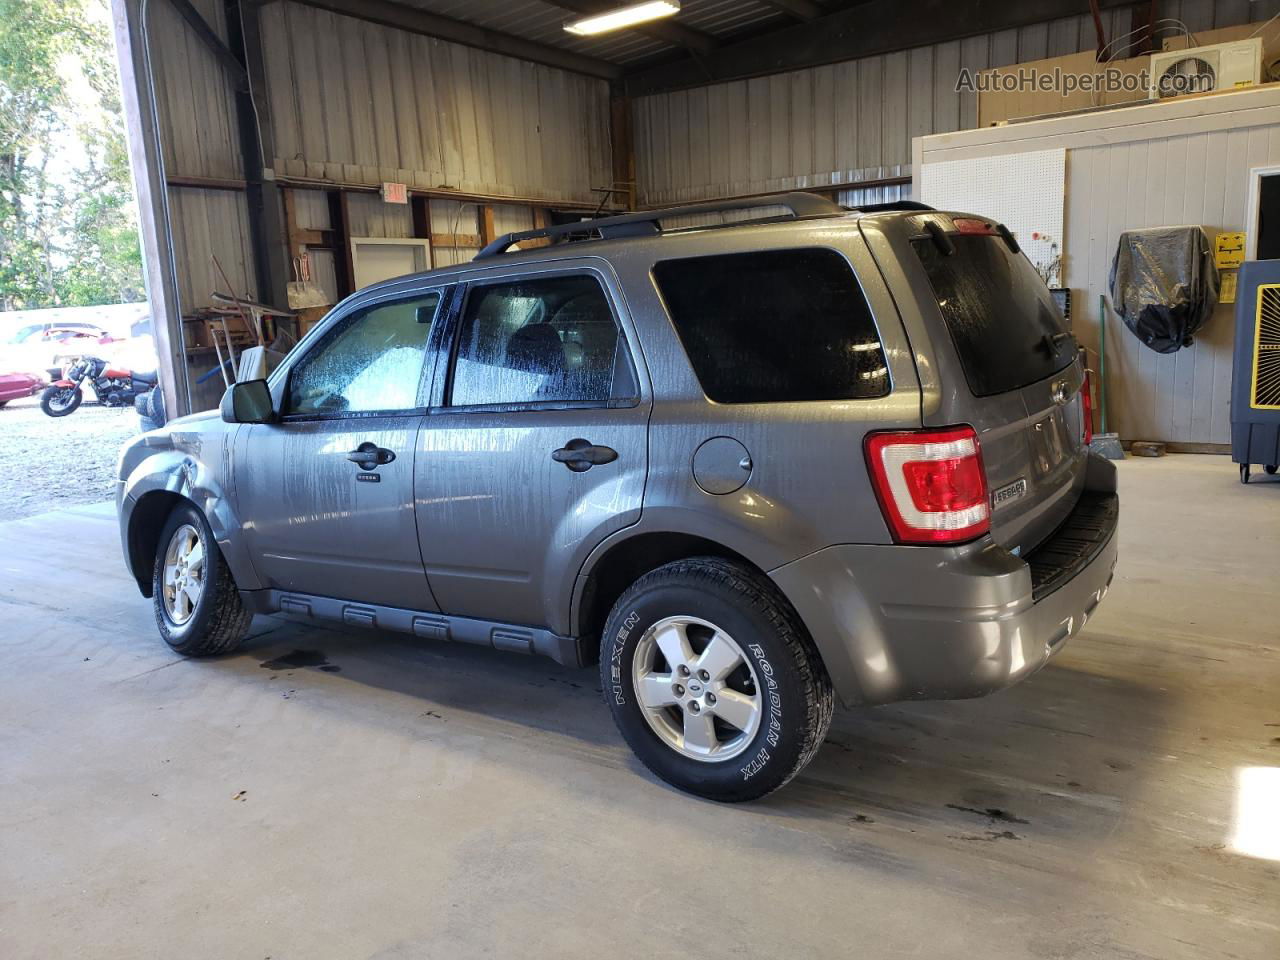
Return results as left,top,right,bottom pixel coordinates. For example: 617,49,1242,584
865,213,1088,555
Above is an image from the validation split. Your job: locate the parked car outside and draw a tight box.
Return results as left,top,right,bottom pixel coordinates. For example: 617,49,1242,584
0,371,45,408
115,193,1118,801
0,322,116,380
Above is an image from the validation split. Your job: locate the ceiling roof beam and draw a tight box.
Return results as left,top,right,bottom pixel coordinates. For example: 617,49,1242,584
758,0,823,22
292,0,622,80
164,0,249,91
624,0,1137,95
541,0,718,56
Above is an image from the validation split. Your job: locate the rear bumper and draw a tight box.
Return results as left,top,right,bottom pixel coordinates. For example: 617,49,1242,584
770,456,1118,707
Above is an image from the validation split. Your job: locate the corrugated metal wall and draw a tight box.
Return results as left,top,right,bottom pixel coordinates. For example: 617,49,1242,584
633,0,1280,205
148,0,258,305
1065,122,1280,446
919,87,1280,446
166,188,258,311
147,0,614,331
139,0,1280,425
259,1,612,203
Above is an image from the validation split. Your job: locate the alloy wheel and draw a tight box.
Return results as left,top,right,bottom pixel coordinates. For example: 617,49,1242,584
631,615,762,761
161,523,206,625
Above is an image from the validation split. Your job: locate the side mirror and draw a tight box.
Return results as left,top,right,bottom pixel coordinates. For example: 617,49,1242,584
220,379,275,423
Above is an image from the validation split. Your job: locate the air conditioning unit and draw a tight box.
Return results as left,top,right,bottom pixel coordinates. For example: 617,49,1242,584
1149,38,1263,100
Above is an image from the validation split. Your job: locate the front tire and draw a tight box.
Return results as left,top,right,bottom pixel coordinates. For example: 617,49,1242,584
152,502,251,656
600,557,834,802
40,384,82,417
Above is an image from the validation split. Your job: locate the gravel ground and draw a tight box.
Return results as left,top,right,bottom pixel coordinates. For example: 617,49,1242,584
0,395,143,520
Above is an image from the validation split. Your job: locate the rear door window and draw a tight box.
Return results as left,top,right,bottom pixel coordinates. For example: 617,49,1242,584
912,233,1074,397
652,248,888,403
447,274,634,408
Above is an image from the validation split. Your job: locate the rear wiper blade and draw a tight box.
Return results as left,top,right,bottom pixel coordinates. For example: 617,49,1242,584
1039,330,1075,355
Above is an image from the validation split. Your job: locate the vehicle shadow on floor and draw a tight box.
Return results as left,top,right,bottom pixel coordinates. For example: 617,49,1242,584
229,614,1172,841
780,653,1170,834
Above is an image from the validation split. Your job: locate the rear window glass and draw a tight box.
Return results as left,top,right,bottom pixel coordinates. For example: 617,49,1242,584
652,248,889,403
912,234,1074,397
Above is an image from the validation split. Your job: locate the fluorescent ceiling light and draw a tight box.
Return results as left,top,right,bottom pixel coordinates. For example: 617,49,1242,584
564,1,681,36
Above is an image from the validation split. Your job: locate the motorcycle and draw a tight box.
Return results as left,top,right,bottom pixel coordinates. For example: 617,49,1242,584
40,355,158,418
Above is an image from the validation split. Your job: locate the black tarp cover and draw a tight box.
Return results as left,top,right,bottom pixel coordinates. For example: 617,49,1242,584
1108,226,1219,354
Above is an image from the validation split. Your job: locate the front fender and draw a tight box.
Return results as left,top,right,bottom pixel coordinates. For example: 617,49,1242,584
118,436,261,595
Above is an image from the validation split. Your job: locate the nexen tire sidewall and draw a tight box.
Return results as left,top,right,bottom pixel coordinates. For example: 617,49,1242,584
603,582,806,798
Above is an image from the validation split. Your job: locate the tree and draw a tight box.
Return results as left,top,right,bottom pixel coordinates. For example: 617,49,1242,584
0,0,144,310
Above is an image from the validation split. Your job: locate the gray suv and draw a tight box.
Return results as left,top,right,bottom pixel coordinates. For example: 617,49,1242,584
117,193,1118,801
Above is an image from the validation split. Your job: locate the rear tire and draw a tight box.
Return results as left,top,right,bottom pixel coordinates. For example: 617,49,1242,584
600,557,833,802
40,384,82,417
151,502,251,657
1266,464,1278,476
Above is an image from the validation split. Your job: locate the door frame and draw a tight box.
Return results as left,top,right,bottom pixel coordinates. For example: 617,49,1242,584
1246,163,1280,262
349,237,433,290
411,257,655,635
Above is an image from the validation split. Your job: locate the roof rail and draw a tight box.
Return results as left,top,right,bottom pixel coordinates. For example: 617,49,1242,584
851,200,934,213
475,191,844,259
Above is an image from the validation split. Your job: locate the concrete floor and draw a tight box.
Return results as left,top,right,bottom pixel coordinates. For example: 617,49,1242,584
1,455,1278,959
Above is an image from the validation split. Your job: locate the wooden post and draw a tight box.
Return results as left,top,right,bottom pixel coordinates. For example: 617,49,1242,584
411,195,435,268
329,189,355,296
522,208,552,249
610,84,636,210
1127,0,1157,57
479,204,497,246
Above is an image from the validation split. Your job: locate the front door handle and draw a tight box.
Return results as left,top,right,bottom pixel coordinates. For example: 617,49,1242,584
347,441,396,470
552,438,618,472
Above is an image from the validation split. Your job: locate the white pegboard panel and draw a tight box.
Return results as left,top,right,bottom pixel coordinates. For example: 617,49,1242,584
919,148,1065,284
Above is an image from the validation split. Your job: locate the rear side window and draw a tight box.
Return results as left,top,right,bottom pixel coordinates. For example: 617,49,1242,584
448,274,631,407
652,248,888,403
913,234,1073,397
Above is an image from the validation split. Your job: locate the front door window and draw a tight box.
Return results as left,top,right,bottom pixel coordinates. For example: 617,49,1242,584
286,292,441,416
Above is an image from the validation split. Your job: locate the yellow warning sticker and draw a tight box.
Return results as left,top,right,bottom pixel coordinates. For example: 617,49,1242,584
1215,232,1246,269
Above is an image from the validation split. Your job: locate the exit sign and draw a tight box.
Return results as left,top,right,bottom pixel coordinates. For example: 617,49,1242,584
380,182,408,204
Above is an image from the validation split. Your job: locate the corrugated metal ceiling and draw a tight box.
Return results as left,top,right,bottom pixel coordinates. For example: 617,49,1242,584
394,0,795,65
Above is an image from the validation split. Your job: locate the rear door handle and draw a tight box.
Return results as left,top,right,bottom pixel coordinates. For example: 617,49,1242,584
347,441,396,470
552,438,618,472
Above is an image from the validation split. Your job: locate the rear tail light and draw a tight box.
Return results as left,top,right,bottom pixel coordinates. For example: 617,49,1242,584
1080,370,1094,446
865,426,991,545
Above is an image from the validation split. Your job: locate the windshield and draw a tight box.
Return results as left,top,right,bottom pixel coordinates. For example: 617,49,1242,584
2,324,43,345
